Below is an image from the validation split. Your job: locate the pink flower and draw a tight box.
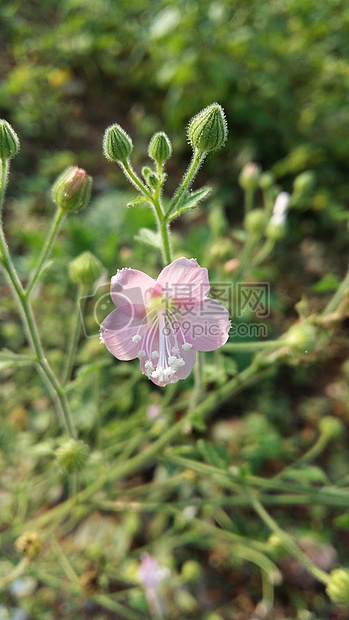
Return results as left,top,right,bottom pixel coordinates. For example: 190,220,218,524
100,257,231,387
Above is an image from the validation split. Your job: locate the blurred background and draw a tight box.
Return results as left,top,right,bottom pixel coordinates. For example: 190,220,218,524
1,2,349,618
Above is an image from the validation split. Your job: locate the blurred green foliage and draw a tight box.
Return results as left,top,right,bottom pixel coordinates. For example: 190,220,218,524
1,0,349,207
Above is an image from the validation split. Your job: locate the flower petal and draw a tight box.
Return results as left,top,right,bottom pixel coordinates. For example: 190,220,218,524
100,309,147,361
110,268,155,317
180,298,231,351
156,257,210,305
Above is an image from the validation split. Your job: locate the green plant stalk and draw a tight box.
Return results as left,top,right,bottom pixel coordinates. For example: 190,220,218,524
244,187,254,214
0,161,76,438
122,160,153,200
322,265,349,316
166,148,205,217
163,453,349,508
246,489,330,585
0,557,30,590
253,238,275,267
189,350,204,411
18,359,273,534
123,159,172,264
273,430,332,481
61,283,87,385
26,207,65,297
231,235,258,284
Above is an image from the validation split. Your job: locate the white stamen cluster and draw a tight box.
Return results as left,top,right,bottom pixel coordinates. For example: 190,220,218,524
130,292,194,385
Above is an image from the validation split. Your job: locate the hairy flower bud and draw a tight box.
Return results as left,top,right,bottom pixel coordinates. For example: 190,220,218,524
103,123,133,163
15,531,42,557
244,208,268,237
148,131,172,166
326,568,349,605
285,322,317,354
52,166,92,212
188,103,227,153
56,438,89,474
0,119,20,160
239,162,261,191
69,251,103,286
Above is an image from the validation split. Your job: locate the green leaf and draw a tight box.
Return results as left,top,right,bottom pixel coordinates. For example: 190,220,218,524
127,196,150,207
134,227,162,250
311,274,341,293
197,439,229,469
0,349,35,369
282,465,329,485
173,186,212,217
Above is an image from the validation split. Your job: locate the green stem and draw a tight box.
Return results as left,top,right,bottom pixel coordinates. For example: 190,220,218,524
189,350,204,411
0,162,76,439
122,160,153,200
166,149,205,217
244,187,254,214
322,265,349,316
273,431,331,482
245,489,330,585
0,557,30,590
0,159,9,214
253,238,275,267
231,236,257,284
61,283,87,385
26,208,65,297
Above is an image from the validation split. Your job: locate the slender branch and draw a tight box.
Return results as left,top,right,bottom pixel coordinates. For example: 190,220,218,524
61,283,87,385
26,207,65,297
166,149,205,217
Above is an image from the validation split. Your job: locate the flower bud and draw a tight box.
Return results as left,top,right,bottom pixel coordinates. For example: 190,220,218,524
266,219,286,241
285,322,317,354
0,119,20,160
15,531,42,557
56,438,89,474
244,208,268,237
181,560,201,582
319,416,345,439
103,123,133,163
52,166,92,212
293,170,316,195
188,103,227,153
141,166,159,190
326,568,349,605
69,251,103,286
267,533,288,560
239,162,261,191
259,171,275,190
148,132,172,166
